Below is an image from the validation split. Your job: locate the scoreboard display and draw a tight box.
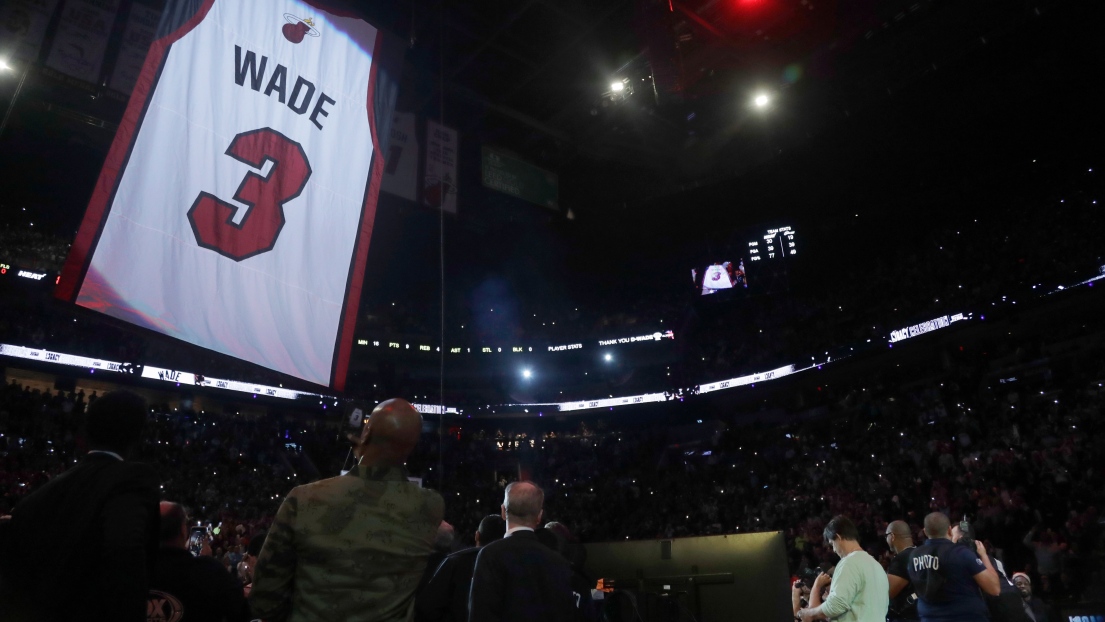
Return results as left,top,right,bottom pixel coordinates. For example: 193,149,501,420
689,224,797,299
748,226,797,262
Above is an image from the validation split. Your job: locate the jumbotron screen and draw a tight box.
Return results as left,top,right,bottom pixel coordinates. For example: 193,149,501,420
691,226,796,296
692,260,748,295
748,226,797,262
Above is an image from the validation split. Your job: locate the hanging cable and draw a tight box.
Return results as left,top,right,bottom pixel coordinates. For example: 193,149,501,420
437,0,447,491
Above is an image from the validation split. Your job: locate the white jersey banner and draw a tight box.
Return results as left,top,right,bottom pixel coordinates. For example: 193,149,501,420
701,264,733,294
380,111,418,201
44,0,120,83
58,0,403,390
108,2,162,95
423,119,458,213
0,0,60,63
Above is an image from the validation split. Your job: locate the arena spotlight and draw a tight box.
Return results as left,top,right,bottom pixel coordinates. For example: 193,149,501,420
522,368,532,379
0,59,11,71
604,353,613,362
753,93,770,108
611,81,625,92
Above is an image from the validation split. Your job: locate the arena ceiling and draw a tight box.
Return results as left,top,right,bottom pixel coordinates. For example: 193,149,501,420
386,0,1074,184
0,0,1091,228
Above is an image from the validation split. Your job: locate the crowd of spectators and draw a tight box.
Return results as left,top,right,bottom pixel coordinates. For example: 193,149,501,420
5,165,1099,409
1,154,1102,618
424,366,1105,611
359,164,1103,360
1,165,1101,412
0,382,319,578
3,313,1103,612
0,223,70,272
684,170,1103,385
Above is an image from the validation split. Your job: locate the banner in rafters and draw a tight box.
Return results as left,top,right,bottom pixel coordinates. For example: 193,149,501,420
57,0,403,389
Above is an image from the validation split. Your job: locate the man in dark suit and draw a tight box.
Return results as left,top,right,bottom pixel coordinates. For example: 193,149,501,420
1012,573,1051,622
469,482,582,622
0,390,160,622
416,520,457,594
416,514,506,622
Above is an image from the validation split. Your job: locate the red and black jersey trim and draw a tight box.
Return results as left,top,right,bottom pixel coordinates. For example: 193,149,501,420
56,0,218,302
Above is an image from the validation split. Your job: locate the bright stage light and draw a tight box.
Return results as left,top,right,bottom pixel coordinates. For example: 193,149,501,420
604,353,613,362
611,81,625,92
0,59,11,71
753,93,770,108
522,369,532,379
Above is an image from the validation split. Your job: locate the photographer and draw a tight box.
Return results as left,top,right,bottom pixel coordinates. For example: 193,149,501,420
792,567,832,620
148,502,251,622
908,513,1000,622
952,522,1031,622
792,578,812,619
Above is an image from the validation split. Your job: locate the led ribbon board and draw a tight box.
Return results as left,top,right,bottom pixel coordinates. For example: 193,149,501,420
411,403,460,415
0,342,466,411
0,343,127,372
696,364,798,394
141,365,311,399
556,364,799,412
889,313,969,344
597,330,675,346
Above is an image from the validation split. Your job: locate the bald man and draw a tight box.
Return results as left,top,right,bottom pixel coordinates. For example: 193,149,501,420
884,520,919,622
468,482,582,622
907,512,1000,622
250,399,445,622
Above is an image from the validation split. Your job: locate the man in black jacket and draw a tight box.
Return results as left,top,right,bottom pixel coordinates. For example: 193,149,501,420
148,501,251,622
885,520,920,622
416,514,506,622
0,390,160,622
468,482,582,622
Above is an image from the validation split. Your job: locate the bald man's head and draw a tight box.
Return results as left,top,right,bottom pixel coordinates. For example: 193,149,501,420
355,399,423,466
888,520,912,538
923,512,951,540
502,481,544,528
886,520,913,553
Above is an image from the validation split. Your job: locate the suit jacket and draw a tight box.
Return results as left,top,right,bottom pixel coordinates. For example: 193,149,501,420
0,453,160,622
1025,597,1050,622
249,465,445,622
469,530,581,622
415,546,480,622
417,549,451,595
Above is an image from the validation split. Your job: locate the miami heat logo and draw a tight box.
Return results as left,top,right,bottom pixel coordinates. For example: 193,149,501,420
282,14,320,44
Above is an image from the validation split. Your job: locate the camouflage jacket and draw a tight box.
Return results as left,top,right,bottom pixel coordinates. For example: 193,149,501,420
249,465,445,622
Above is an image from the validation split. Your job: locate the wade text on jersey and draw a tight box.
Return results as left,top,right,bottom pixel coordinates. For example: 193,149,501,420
233,46,337,130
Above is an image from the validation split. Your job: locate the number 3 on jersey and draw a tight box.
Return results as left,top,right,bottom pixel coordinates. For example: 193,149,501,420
188,127,312,261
